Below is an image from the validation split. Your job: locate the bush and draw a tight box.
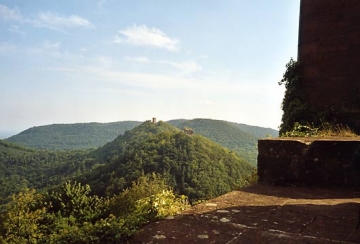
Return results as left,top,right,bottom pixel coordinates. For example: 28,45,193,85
0,175,189,243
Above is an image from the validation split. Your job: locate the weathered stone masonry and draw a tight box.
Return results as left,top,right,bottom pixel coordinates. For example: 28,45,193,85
258,138,360,187
257,1,360,187
299,0,360,132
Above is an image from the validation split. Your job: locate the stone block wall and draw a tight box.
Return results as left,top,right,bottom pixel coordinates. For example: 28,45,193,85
258,138,360,187
299,0,360,132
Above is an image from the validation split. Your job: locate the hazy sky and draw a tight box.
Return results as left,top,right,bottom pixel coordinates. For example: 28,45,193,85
0,0,300,136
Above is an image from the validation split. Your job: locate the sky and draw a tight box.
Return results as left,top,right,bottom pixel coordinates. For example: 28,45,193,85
0,0,300,137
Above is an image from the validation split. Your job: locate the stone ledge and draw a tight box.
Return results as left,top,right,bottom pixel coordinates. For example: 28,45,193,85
258,137,360,187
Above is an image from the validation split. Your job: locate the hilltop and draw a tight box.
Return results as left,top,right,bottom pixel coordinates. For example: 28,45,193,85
169,119,277,165
81,121,256,200
4,118,278,165
0,120,257,243
5,121,141,150
0,121,255,203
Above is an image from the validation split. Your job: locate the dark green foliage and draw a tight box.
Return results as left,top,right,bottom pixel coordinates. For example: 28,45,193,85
279,58,314,135
0,177,188,243
0,140,90,203
6,119,277,165
82,121,255,201
90,120,180,162
168,118,269,165
278,58,347,135
168,119,278,139
0,120,256,242
6,121,141,150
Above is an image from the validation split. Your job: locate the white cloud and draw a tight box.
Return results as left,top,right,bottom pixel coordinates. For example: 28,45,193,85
96,56,113,68
8,25,26,36
34,12,94,30
43,40,61,49
160,60,201,74
125,56,149,63
115,24,180,52
125,56,201,74
0,4,23,21
0,4,94,31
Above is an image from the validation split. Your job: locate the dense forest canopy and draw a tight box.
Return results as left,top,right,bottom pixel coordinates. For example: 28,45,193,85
0,121,256,202
6,121,142,150
0,140,91,205
5,118,278,166
169,119,262,165
0,120,257,242
81,121,255,200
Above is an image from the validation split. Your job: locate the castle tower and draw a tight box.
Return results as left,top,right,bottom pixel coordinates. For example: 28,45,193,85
298,0,360,132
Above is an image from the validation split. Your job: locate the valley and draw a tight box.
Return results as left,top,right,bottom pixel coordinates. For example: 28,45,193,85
0,119,274,243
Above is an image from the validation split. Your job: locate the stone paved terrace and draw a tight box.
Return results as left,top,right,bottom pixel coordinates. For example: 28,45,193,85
129,184,360,243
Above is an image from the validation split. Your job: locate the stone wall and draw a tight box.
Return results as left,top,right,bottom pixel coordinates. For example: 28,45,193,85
299,0,360,132
258,138,360,187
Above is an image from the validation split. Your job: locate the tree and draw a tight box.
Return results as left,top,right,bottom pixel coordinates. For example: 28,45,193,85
2,189,49,244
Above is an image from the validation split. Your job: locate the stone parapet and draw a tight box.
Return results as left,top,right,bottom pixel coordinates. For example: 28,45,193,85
258,138,360,187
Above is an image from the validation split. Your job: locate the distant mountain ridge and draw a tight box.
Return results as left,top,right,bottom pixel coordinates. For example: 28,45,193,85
168,119,278,139
0,121,256,203
5,119,278,165
6,121,142,150
6,119,277,149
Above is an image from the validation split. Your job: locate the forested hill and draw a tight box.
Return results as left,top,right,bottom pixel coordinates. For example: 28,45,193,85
89,120,181,162
167,119,277,165
0,121,256,243
4,119,277,166
168,119,278,139
6,121,141,150
80,121,256,200
0,140,90,203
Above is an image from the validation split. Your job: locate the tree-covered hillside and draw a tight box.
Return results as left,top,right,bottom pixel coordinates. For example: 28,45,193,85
168,119,261,165
81,121,256,201
5,119,277,158
89,120,180,162
6,121,141,150
0,140,90,203
1,121,256,203
168,119,278,139
0,121,257,243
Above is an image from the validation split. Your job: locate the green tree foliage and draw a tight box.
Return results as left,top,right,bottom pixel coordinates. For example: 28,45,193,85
0,140,91,203
0,177,188,243
82,121,256,201
168,118,263,165
6,119,277,166
6,121,141,150
279,58,314,135
91,120,180,162
1,189,49,243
